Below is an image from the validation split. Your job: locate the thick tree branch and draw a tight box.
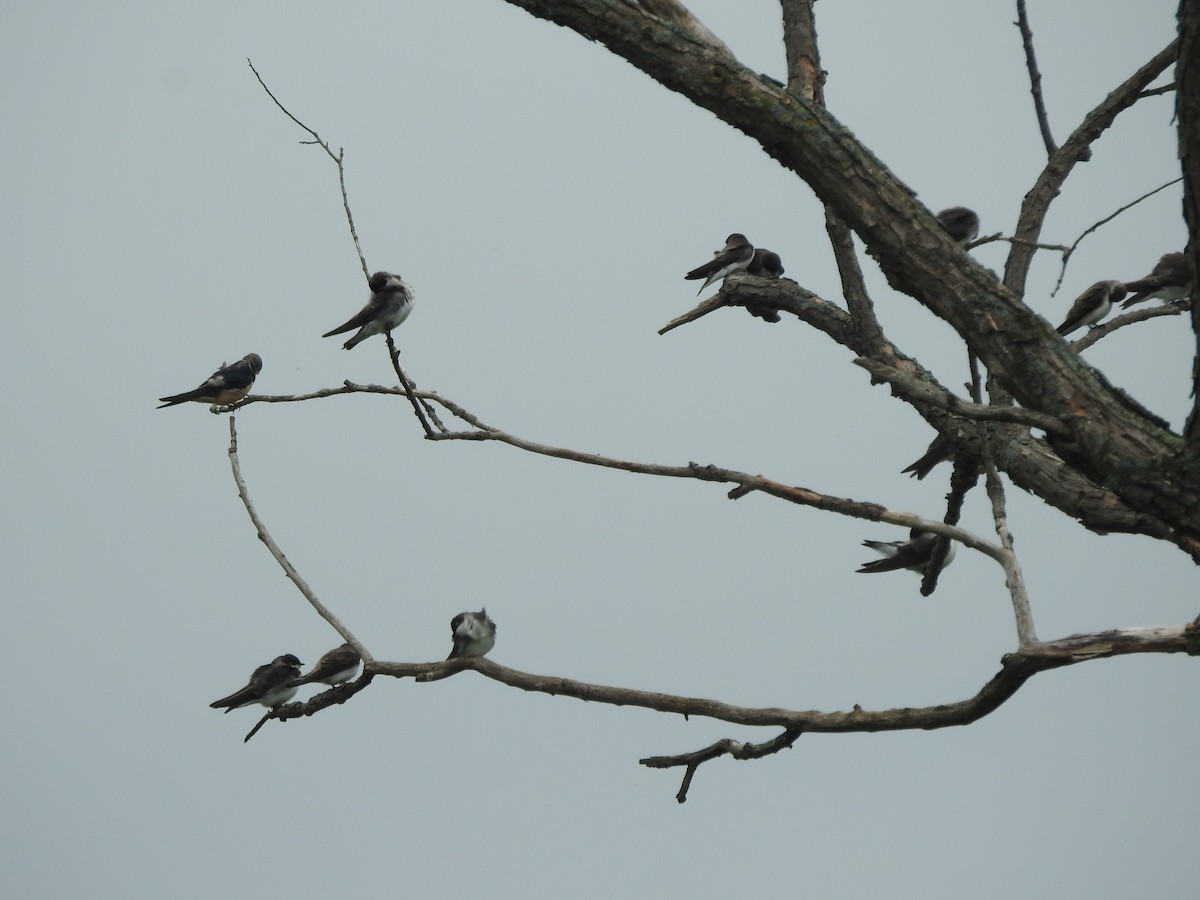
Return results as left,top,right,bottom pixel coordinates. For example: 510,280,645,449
1178,0,1200,443
502,1,1198,545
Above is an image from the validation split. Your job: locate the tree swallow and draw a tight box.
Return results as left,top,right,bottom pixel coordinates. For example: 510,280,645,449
157,353,262,409
447,609,497,660
684,233,755,295
857,528,956,575
746,248,785,278
1056,280,1126,336
290,643,361,688
935,207,980,246
209,654,303,712
901,434,952,480
1120,252,1193,308
744,248,785,322
322,271,414,350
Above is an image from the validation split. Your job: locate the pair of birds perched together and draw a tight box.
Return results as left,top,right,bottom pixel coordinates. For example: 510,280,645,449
209,609,497,717
1054,252,1195,337
156,271,415,408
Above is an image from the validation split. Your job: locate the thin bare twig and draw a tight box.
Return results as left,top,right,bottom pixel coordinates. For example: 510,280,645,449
227,417,372,664
1049,177,1185,296
247,59,369,281
1015,0,1057,156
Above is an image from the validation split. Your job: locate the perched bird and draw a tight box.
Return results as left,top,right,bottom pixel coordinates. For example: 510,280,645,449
744,248,786,322
1056,280,1126,336
684,233,755,295
902,434,952,480
935,207,980,246
857,528,956,575
447,609,497,660
322,271,415,350
157,353,262,409
209,654,303,713
1121,252,1193,308
290,643,361,689
746,248,785,278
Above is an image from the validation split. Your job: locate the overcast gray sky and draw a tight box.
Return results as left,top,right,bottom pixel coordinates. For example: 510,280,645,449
3,1,1197,897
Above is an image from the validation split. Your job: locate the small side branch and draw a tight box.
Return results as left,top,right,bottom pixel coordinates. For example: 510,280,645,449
641,727,803,803
1015,0,1057,156
1070,301,1191,352
227,417,372,664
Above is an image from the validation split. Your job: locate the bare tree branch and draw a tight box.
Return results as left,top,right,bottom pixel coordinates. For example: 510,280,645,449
1014,0,1058,156
361,628,1190,733
1004,40,1179,297
1049,177,1185,296
1177,0,1200,443
227,417,372,664
641,727,803,804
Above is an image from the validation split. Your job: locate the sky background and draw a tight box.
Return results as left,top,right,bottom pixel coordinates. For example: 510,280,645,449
2,1,1197,897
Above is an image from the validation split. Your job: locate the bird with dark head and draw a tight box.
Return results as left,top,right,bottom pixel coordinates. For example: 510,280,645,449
935,207,980,246
1056,280,1126,337
684,233,755,295
857,528,956,575
290,643,361,689
1121,252,1193,309
209,654,303,713
157,353,262,409
446,609,497,660
323,271,414,350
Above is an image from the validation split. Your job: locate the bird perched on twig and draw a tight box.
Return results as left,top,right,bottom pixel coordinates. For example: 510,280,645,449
857,528,956,575
290,643,361,689
157,353,262,409
323,271,414,350
1120,252,1193,309
1056,280,1126,337
447,609,497,660
684,233,755,295
209,654,303,713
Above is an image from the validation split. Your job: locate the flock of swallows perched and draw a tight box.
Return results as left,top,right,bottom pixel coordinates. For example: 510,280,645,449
208,610,497,719
680,209,1194,579
155,275,499,721
171,215,1195,694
